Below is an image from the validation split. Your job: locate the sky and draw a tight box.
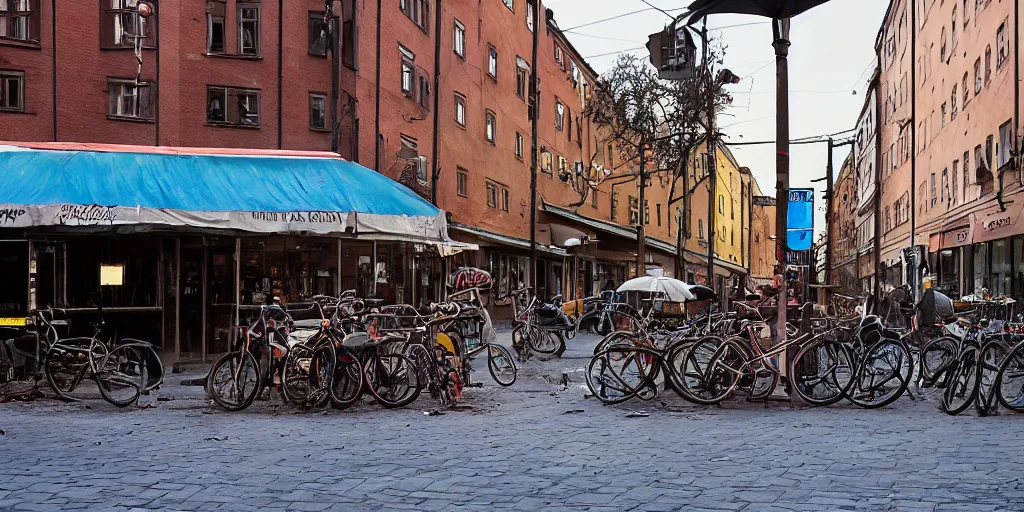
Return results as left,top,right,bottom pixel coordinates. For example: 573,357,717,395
545,0,891,234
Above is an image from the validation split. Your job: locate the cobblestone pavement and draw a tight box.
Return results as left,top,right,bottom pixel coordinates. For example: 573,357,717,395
3,332,1024,512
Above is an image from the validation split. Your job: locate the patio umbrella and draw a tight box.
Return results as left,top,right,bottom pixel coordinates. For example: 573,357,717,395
617,276,696,302
686,0,832,22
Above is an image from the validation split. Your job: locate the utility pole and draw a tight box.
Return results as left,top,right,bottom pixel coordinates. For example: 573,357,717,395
703,21,717,291
528,0,540,292
824,137,834,300
637,147,647,277
429,0,442,205
373,0,382,173
773,18,790,347
908,0,918,300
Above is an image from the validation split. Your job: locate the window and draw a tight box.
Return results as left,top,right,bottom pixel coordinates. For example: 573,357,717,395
485,110,496,143
515,57,528,99
644,200,649,225
951,85,958,120
628,196,639,225
515,131,524,160
238,3,260,56
941,103,947,127
985,45,992,83
308,11,329,57
502,0,513,11
555,101,564,131
486,182,497,208
885,206,891,232
418,73,430,109
487,45,498,79
400,45,415,96
974,58,982,94
951,5,957,49
453,19,465,58
309,93,327,130
341,0,356,69
963,151,970,202
962,73,969,105
107,79,155,120
591,190,599,208
718,195,724,214
400,0,429,32
101,0,156,49
525,1,533,32
206,1,226,53
454,93,465,126
457,168,467,197
698,219,704,240
486,181,509,211
0,70,24,112
941,168,948,204
986,134,994,173
558,157,567,179
656,203,662,227
541,150,552,174
997,20,1008,69
962,0,969,27
554,44,565,70
999,120,1013,168
206,86,260,127
940,27,947,62
0,0,39,43
952,160,959,205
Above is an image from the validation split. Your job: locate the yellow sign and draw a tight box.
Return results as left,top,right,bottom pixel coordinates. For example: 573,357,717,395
0,317,28,327
100,265,124,286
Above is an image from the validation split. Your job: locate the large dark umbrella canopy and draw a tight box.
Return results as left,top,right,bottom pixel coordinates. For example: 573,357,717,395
686,0,832,22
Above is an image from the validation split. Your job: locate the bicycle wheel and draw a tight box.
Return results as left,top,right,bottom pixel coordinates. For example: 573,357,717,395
330,349,365,409
846,338,912,409
307,342,335,408
996,342,1024,411
281,343,312,405
789,338,854,407
941,347,979,415
675,336,746,406
43,341,91,402
364,351,421,408
584,346,657,405
593,331,639,355
919,336,959,387
120,340,164,393
207,351,261,412
93,344,143,408
487,344,517,386
975,340,1007,416
530,327,562,355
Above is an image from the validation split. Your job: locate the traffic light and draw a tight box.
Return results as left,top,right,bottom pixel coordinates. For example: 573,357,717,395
646,23,696,81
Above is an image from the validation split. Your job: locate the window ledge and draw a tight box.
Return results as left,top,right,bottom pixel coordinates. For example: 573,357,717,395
101,46,157,52
204,53,264,62
308,51,329,59
0,37,41,50
107,115,155,124
0,109,32,115
206,122,262,130
309,127,332,133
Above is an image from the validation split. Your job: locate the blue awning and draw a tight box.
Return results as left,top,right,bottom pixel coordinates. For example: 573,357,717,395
0,143,463,245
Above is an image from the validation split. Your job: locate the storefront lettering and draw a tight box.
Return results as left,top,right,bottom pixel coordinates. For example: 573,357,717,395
251,211,344,224
984,216,1012,232
54,204,115,224
0,208,25,224
955,231,969,243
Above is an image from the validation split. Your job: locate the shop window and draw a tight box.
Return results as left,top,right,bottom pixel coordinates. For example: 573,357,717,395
207,86,260,127
101,0,157,49
0,0,40,44
0,70,25,112
309,93,327,131
974,242,988,294
487,45,498,79
938,249,960,297
399,0,429,33
456,168,467,197
240,238,337,306
108,79,156,121
0,242,28,315
308,11,329,57
489,253,530,300
66,239,159,308
991,239,1011,297
1014,238,1024,302
453,19,465,58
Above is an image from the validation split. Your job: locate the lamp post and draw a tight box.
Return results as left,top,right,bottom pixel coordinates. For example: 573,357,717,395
772,17,790,356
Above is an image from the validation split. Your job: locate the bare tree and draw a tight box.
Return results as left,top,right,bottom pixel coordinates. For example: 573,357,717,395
585,44,731,277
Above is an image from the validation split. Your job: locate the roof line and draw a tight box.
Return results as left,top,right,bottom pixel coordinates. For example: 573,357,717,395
0,141,345,159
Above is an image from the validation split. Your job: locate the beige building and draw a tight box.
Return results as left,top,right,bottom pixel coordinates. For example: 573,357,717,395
831,153,860,294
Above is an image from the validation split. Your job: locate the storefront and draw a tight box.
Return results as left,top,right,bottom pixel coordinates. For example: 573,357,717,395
926,204,1024,301
0,143,473,362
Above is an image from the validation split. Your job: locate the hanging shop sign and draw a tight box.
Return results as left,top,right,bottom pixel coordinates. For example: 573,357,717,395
972,203,1024,244
786,189,814,251
939,225,972,249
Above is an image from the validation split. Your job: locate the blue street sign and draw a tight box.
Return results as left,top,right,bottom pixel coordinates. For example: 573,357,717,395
787,188,814,251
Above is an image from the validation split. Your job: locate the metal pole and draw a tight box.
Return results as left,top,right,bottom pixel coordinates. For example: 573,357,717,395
638,148,647,277
703,21,716,290
528,0,540,292
773,19,790,348
824,137,834,303
429,0,443,204
373,0,382,173
909,0,918,300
